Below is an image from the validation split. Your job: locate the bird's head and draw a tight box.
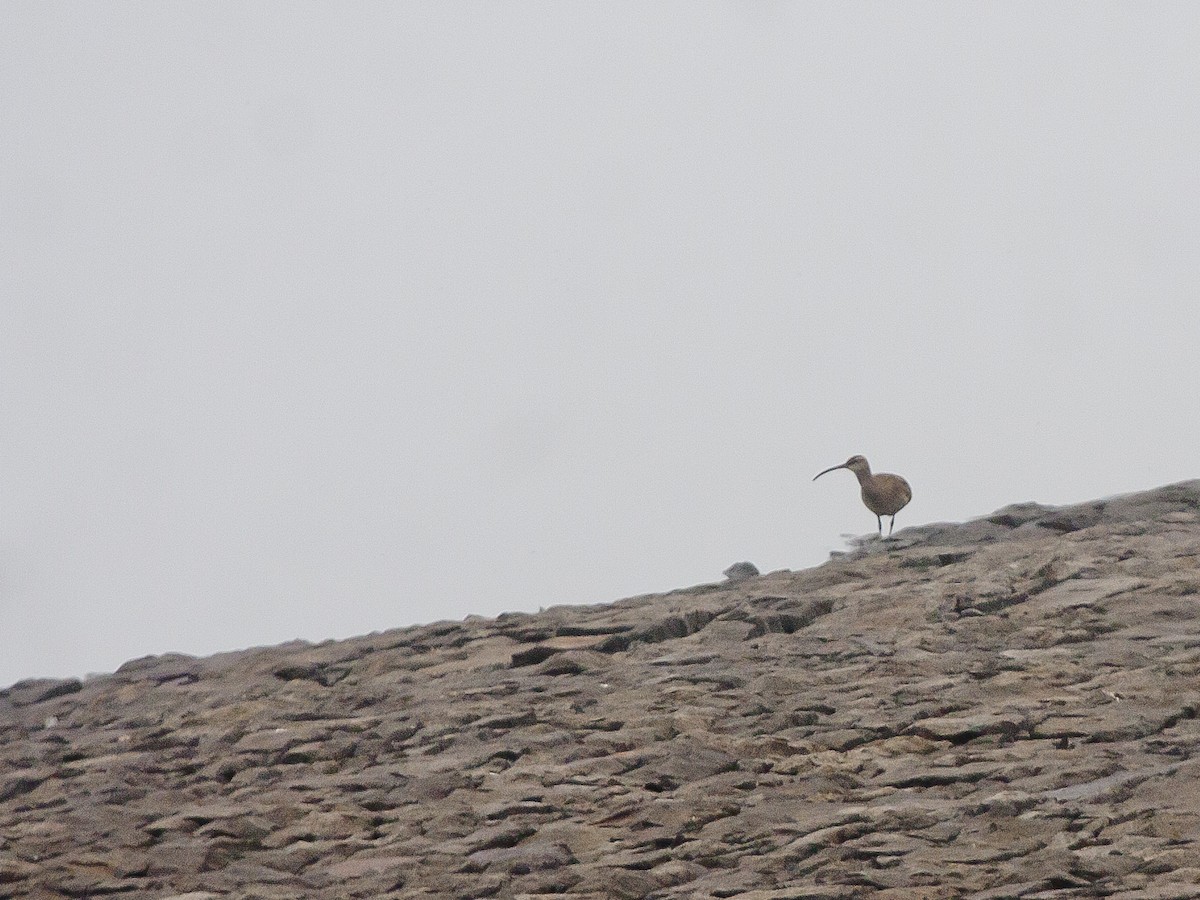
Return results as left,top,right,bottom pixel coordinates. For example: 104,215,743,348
813,454,871,481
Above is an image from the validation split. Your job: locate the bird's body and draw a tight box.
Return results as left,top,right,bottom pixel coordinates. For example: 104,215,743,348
813,455,912,537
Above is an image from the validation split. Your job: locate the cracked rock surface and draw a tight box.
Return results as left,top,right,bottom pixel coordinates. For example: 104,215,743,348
4,482,1200,898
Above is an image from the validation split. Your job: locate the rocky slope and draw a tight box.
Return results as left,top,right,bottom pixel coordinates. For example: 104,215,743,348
4,483,1200,899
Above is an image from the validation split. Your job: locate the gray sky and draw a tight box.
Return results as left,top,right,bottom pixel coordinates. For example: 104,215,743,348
3,3,1199,688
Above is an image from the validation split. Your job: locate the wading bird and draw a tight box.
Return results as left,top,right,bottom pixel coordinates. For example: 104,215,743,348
813,455,912,537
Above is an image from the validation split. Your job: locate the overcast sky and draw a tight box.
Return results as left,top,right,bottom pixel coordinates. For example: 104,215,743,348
3,3,1199,688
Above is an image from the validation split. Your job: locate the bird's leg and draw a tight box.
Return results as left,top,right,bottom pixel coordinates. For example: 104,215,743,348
876,515,882,536
888,516,896,537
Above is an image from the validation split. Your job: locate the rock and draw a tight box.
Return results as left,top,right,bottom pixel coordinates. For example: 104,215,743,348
3,482,1200,896
909,712,1027,742
724,561,760,582
325,854,411,879
0,768,52,803
1,677,82,706
465,840,575,873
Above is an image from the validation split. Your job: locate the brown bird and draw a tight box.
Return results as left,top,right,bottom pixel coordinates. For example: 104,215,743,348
813,455,912,537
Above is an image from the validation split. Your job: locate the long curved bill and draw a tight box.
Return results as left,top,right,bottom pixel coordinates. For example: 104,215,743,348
813,464,847,481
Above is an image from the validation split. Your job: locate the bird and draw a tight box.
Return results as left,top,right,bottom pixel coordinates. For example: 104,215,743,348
813,454,912,537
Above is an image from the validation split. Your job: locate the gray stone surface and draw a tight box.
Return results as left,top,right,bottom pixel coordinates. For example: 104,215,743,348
3,481,1200,897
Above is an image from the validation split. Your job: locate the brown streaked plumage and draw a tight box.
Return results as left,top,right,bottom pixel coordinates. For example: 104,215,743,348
813,454,912,537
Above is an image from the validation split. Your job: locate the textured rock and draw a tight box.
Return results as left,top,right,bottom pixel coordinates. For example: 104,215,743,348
0,676,83,707
3,481,1200,897
724,561,760,582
